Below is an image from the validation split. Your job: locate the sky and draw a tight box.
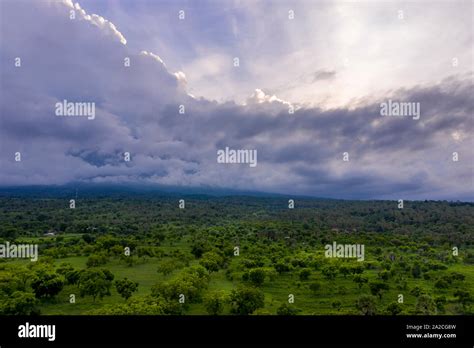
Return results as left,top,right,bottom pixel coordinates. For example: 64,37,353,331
0,0,473,200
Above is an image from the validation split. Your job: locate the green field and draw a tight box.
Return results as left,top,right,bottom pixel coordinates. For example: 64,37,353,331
0,193,473,315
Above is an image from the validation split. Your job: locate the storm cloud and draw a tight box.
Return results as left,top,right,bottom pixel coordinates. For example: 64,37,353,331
0,0,472,200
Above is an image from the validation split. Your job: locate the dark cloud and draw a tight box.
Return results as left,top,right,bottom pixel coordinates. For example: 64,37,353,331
312,70,336,82
0,1,472,200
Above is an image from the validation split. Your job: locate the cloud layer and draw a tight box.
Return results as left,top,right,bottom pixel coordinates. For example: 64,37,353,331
0,0,472,200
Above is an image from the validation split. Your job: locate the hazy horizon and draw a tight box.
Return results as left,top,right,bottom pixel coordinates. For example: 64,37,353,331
0,183,473,202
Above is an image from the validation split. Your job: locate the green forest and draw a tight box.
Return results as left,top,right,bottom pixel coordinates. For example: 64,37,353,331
0,189,473,315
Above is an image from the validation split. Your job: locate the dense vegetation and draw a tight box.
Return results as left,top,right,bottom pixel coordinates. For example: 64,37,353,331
0,188,473,315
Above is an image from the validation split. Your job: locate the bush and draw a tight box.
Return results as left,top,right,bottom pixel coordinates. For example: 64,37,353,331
385,302,402,315
435,296,446,312
369,281,389,299
86,254,108,268
229,286,264,315
0,291,38,315
309,282,321,294
243,268,266,287
276,303,301,315
411,263,422,278
416,295,436,314
274,262,290,274
31,271,64,299
151,266,210,304
331,300,342,311
199,252,224,273
78,268,114,302
356,295,377,315
299,268,311,281
410,286,424,297
321,265,337,280
434,278,449,289
203,291,226,315
157,259,184,276
115,278,139,301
